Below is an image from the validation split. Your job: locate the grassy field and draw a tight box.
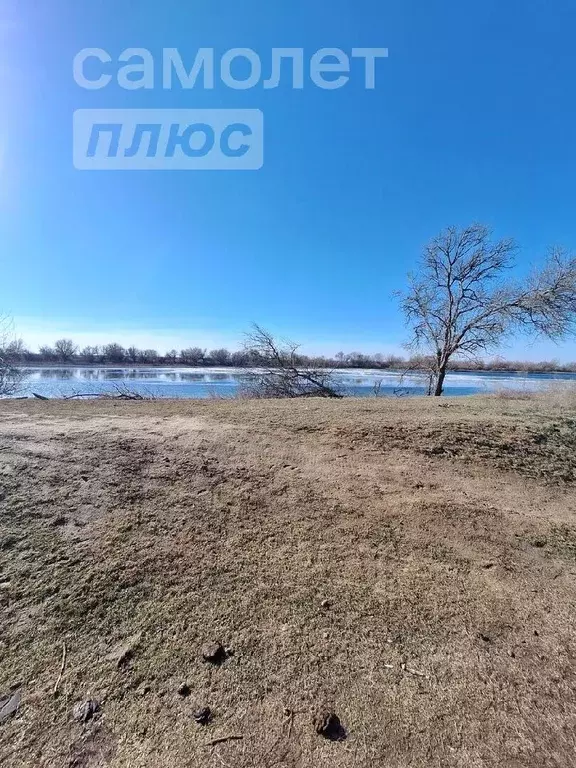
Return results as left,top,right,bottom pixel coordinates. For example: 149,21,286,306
1,395,576,767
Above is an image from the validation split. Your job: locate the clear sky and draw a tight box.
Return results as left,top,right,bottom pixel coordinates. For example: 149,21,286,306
0,0,575,360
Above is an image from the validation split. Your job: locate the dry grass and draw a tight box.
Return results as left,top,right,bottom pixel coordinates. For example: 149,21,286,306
492,381,576,407
1,395,576,767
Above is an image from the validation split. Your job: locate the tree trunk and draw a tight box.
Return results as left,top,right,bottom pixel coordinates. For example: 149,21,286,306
433,366,447,396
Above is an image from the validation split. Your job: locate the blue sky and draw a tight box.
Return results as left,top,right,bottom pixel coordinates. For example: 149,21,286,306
0,0,575,359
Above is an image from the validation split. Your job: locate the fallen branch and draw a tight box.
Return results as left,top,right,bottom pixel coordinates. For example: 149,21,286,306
62,387,154,402
53,641,67,696
241,325,343,399
63,393,102,400
32,392,49,400
205,735,243,747
401,662,428,678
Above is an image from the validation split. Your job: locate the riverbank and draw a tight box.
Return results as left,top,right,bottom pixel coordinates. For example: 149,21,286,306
1,395,576,766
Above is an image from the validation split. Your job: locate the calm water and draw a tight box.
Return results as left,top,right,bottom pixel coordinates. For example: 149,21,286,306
18,366,576,399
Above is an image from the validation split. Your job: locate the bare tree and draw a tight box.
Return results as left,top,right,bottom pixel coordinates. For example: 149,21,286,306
80,345,100,364
0,317,26,396
3,338,29,363
39,345,56,361
102,343,126,363
230,349,251,366
141,349,159,364
180,347,205,365
241,324,342,399
209,348,231,366
54,338,77,362
400,224,576,395
126,346,140,363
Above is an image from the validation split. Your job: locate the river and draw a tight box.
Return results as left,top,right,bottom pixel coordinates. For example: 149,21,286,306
17,366,576,399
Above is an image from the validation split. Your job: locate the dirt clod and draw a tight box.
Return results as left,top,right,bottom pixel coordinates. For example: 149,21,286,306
313,711,346,741
177,683,191,697
0,690,21,724
201,643,229,665
105,632,142,669
193,707,212,725
72,699,100,724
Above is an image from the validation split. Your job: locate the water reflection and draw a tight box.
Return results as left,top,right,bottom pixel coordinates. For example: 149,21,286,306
37,368,77,380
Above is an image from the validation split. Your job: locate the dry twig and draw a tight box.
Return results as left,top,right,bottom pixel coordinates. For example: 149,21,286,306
53,641,67,696
205,735,243,747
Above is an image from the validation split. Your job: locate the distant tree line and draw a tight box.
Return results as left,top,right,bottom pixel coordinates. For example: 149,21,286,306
1,336,576,373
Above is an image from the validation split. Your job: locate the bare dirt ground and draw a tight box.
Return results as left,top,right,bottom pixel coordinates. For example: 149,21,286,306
1,395,576,767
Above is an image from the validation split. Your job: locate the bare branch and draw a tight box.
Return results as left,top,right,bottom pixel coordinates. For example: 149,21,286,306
0,315,26,396
240,324,343,399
